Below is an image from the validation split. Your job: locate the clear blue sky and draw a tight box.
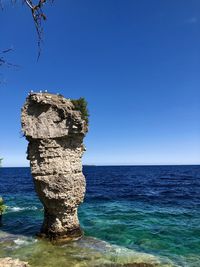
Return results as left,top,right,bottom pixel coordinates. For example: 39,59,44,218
0,0,200,167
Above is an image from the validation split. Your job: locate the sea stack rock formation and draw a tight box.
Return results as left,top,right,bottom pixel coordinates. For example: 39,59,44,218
21,93,88,240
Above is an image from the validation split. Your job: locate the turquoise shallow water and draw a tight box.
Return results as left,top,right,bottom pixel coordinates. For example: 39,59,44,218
0,166,200,266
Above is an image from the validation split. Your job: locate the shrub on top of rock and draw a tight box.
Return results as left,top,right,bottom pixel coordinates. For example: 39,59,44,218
71,97,89,126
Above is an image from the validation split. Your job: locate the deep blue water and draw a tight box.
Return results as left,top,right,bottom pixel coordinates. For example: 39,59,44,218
0,165,200,266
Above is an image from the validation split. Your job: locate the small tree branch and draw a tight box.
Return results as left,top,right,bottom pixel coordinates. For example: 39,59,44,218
0,0,54,62
0,48,19,68
23,0,54,59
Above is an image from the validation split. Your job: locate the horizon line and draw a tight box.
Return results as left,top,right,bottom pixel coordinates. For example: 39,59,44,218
1,163,200,168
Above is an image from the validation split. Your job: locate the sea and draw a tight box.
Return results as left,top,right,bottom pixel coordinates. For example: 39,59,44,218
0,165,200,267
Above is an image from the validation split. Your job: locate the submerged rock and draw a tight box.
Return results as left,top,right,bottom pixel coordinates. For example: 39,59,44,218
99,264,157,267
0,232,174,267
0,258,29,267
21,93,88,240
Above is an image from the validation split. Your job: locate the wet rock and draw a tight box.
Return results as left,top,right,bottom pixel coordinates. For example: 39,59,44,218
21,93,88,240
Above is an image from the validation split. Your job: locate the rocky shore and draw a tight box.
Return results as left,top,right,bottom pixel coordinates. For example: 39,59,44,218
0,258,29,267
0,257,159,267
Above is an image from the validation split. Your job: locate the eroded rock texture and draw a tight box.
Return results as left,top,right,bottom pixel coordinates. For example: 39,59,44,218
21,93,88,240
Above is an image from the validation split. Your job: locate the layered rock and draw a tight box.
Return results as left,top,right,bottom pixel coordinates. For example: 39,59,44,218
21,93,88,240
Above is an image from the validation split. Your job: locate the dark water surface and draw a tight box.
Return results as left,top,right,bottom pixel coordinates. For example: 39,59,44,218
0,166,200,266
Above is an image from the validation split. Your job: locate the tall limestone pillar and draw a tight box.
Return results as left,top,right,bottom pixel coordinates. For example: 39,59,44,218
21,93,88,240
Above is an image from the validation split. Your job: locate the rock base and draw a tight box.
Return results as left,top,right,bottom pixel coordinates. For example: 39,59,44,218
37,226,83,243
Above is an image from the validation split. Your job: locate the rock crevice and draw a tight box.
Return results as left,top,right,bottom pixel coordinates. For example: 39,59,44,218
21,93,88,240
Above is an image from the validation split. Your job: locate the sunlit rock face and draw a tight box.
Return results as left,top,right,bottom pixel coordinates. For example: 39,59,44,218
21,93,88,240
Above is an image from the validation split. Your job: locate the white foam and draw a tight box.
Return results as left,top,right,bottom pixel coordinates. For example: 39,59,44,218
14,238,37,247
9,207,23,212
7,206,38,212
14,238,30,246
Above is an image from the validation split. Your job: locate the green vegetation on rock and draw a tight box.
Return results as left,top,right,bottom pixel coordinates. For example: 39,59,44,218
0,197,6,215
71,97,89,125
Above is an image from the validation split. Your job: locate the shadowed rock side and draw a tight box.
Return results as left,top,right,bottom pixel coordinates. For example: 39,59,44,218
21,93,88,241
